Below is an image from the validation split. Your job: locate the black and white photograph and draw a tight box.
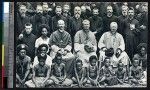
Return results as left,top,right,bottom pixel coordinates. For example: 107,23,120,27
15,2,148,88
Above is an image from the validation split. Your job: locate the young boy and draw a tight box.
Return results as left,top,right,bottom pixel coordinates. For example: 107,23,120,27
129,57,145,85
71,58,87,88
16,44,31,88
98,57,118,86
86,55,99,87
50,53,72,87
25,53,53,88
115,61,126,84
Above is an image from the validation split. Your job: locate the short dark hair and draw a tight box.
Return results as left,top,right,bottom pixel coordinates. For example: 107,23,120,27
76,58,83,64
25,22,32,27
128,7,134,11
104,57,111,63
117,62,124,67
89,55,97,63
39,24,49,35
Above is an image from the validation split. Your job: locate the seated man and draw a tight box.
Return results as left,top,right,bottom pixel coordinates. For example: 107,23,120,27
25,53,53,88
98,22,130,72
49,19,75,76
74,19,97,67
16,44,31,88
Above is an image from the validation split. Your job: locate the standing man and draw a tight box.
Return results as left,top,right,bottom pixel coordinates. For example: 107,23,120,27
17,3,30,37
98,22,130,72
103,5,119,33
74,19,97,67
49,20,75,77
124,7,140,60
89,8,103,41
30,4,47,37
51,6,67,32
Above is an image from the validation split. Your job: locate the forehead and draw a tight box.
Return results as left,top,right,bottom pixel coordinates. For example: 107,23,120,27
41,46,47,49
107,6,112,9
25,25,32,28
64,5,69,8
75,7,81,10
128,9,134,12
110,22,117,26
43,4,48,7
58,20,65,24
83,20,90,24
122,6,128,10
93,9,98,12
37,5,43,9
56,7,62,11
20,5,26,9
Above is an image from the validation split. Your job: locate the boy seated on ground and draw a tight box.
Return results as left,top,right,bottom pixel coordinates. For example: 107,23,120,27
25,53,53,88
129,57,146,86
16,44,31,88
86,55,100,87
115,61,127,84
50,53,72,87
71,58,87,88
98,57,118,86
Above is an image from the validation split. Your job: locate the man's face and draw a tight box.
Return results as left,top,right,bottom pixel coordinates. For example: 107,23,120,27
122,6,128,16
40,47,47,54
58,20,65,31
93,9,99,16
74,7,81,15
142,4,148,12
25,25,32,34
41,28,48,36
107,6,113,15
19,49,26,57
63,5,70,13
55,7,62,16
118,64,124,71
83,21,90,31
36,5,43,14
128,10,134,18
19,5,27,16
43,4,49,12
81,6,86,13
110,22,118,33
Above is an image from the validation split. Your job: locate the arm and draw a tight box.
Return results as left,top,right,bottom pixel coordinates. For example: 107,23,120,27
62,65,67,81
98,33,106,50
32,67,38,87
16,73,22,84
43,66,51,84
117,34,125,51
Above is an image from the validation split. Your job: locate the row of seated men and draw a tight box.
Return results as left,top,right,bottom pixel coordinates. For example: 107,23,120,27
16,20,147,87
16,2,148,61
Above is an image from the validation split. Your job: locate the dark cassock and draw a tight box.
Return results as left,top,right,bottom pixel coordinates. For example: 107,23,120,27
30,14,47,37
43,13,52,36
70,16,83,38
16,13,30,37
136,12,148,43
17,31,37,62
89,16,103,41
49,30,75,77
51,15,67,32
63,13,72,34
124,18,140,60
118,15,128,38
102,15,118,33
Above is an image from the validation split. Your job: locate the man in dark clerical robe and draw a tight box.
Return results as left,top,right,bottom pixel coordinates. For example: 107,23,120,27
51,6,67,32
17,23,37,62
49,20,75,77
16,3,30,37
103,5,119,33
124,7,140,60
89,8,103,41
42,3,52,36
118,5,128,38
74,20,97,68
62,4,72,34
30,4,47,37
70,6,83,38
136,3,148,44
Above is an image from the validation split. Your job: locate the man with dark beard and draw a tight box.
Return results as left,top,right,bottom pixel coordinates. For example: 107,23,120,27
136,3,148,43
51,6,67,32
89,8,103,41
103,5,119,33
62,4,72,34
124,7,140,61
16,3,30,37
118,5,129,38
42,3,52,36
30,4,47,37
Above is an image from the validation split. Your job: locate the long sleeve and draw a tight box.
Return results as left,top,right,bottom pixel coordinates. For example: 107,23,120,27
74,32,82,52
118,34,125,51
98,33,106,49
